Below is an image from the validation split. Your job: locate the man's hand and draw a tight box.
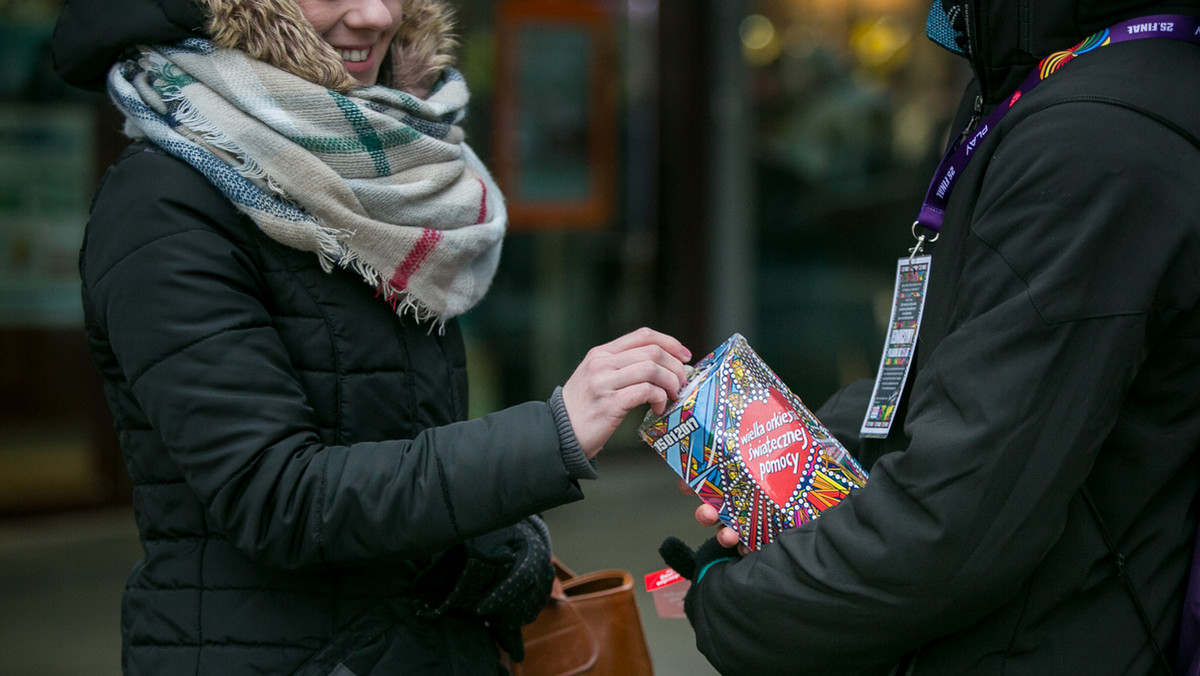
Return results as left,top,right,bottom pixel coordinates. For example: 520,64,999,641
679,478,748,554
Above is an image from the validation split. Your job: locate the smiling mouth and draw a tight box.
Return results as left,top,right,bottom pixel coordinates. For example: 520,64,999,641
339,48,370,63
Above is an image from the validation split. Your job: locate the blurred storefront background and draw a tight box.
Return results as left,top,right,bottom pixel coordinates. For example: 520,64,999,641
0,0,966,512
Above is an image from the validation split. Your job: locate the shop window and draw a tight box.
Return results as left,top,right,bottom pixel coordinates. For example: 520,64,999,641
0,0,127,514
744,0,966,404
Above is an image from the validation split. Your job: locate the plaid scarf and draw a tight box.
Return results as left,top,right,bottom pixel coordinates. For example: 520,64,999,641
107,38,505,323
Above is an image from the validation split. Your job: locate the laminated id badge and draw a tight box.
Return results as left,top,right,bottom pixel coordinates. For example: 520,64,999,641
861,255,931,438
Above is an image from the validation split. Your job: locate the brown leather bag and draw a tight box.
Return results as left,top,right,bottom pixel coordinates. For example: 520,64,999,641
502,558,654,676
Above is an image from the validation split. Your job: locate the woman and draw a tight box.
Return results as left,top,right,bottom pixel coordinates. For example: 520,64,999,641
51,0,691,674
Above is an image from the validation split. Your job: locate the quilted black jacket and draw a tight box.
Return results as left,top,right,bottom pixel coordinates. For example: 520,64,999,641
82,138,588,674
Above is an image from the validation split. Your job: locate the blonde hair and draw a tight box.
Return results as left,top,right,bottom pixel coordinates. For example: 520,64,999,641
198,0,456,95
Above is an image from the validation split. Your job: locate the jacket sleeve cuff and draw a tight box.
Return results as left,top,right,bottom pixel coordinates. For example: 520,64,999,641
550,386,599,481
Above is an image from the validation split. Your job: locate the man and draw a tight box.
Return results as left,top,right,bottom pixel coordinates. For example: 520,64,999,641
663,1,1200,673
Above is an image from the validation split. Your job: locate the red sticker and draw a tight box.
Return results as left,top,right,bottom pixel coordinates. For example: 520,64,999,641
735,389,816,509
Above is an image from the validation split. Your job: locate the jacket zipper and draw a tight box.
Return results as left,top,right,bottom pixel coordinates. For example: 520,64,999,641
965,0,990,99
956,94,985,146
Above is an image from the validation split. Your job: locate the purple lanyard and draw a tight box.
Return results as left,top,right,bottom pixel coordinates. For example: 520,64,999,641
915,14,1200,238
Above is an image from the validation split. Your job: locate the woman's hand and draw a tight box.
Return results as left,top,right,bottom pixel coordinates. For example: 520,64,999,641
561,327,691,458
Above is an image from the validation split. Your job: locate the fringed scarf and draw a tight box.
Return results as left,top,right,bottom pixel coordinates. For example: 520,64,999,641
107,38,505,323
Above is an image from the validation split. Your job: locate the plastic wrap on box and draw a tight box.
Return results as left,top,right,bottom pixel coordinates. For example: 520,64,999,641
638,333,868,551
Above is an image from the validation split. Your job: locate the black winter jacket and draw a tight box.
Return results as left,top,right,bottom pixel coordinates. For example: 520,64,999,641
84,142,587,675
686,1,1200,674
55,1,592,673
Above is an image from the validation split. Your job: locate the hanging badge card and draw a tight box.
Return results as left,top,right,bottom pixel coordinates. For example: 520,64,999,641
861,255,932,438
638,334,868,551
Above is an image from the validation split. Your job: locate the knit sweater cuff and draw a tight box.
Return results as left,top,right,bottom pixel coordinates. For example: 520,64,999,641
550,386,599,481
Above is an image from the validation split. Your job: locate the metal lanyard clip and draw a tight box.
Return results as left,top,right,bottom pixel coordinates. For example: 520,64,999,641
908,221,939,263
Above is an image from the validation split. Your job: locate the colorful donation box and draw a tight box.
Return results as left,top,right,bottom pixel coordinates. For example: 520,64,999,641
638,334,868,551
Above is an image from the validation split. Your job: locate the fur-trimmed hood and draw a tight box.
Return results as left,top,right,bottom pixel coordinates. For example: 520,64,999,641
53,0,456,95
200,0,455,95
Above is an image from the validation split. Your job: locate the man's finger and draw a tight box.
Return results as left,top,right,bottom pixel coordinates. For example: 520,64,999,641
717,527,741,549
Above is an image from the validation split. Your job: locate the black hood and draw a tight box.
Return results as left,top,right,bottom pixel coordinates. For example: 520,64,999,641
939,0,1200,102
52,0,207,91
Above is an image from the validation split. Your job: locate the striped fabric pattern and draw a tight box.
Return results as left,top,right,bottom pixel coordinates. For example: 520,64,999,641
108,38,506,322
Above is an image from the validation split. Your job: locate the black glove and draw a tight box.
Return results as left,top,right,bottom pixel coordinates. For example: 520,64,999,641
472,517,554,662
411,545,488,617
413,517,554,662
659,535,739,582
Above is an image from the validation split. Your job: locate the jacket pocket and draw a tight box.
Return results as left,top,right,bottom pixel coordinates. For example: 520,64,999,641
292,604,400,676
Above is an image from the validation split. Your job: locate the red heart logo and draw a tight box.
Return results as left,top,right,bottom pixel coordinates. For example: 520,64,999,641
735,388,817,509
